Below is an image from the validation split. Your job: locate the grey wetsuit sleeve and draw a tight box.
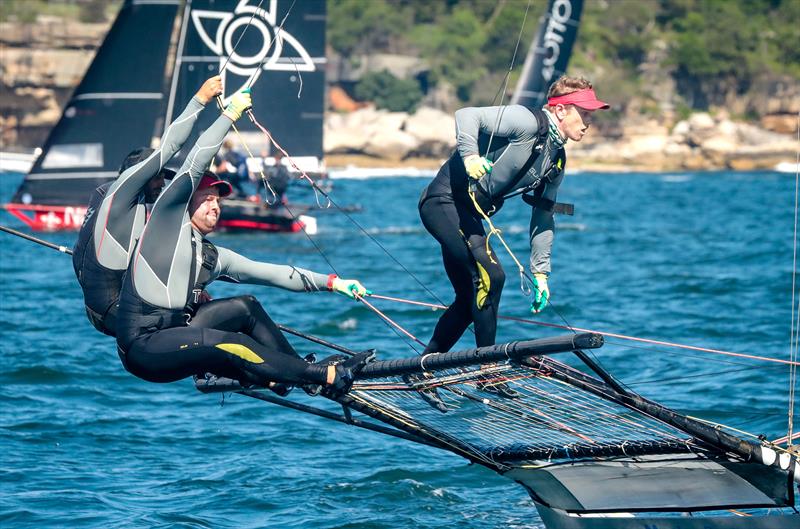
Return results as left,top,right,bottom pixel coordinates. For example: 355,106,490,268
214,246,329,292
106,96,205,198
528,168,564,275
455,105,541,197
130,113,235,309
93,96,206,270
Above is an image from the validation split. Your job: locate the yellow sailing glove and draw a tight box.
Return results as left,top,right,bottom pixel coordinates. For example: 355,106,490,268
223,88,252,122
463,155,493,179
328,274,371,300
530,273,550,314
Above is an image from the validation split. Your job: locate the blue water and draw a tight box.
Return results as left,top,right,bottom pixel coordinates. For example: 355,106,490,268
0,170,796,528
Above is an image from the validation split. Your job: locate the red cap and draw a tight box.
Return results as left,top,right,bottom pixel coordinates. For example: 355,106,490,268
547,88,610,110
197,172,233,198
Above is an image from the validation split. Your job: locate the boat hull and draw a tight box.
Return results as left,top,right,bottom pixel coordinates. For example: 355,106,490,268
535,502,799,529
3,202,314,234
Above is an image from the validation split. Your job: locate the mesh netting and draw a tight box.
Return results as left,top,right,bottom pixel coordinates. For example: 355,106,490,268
346,357,695,468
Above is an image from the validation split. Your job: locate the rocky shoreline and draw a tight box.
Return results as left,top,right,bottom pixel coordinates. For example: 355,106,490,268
324,105,797,172
1,19,797,172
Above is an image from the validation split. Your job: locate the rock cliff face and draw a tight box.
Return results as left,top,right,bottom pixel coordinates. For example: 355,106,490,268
1,19,797,171
0,19,108,148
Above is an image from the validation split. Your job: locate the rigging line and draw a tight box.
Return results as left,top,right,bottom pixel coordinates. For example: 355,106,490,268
227,119,279,206
483,0,533,158
789,109,800,445
626,365,771,387
772,430,800,446
244,114,428,354
601,338,774,368
368,293,800,366
245,115,426,352
218,0,267,76
356,295,426,348
246,0,298,89
466,1,535,295
246,112,450,309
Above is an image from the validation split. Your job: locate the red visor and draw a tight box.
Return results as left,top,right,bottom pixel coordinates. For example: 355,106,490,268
547,88,610,110
198,173,233,197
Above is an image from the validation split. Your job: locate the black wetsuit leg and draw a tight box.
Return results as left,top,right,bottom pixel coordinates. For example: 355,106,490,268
124,326,327,386
419,195,505,353
189,295,302,359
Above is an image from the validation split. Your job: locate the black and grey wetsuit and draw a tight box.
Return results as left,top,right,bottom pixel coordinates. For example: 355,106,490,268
72,97,206,336
418,104,566,353
116,113,334,387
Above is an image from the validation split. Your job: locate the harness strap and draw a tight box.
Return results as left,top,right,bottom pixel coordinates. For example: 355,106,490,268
521,193,575,216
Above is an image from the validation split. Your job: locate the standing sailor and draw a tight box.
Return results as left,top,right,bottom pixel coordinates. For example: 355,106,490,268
72,76,223,336
116,89,374,395
418,75,609,369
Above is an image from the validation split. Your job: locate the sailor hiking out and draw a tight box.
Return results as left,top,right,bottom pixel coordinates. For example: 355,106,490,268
115,89,374,396
72,76,223,336
418,76,609,392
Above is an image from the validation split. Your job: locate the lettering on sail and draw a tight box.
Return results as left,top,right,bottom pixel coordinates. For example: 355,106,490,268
541,0,573,82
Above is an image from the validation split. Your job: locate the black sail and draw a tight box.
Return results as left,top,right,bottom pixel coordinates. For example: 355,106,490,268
11,0,180,206
165,0,326,167
511,0,583,108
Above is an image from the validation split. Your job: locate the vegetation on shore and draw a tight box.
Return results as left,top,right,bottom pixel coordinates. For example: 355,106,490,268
3,0,798,119
329,0,799,116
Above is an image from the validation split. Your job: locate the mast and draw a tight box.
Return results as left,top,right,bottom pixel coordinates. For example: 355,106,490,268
510,0,584,108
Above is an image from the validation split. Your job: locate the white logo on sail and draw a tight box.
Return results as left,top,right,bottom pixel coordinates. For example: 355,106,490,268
191,0,316,98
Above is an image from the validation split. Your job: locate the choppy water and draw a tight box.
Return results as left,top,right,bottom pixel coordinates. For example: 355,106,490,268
0,170,796,528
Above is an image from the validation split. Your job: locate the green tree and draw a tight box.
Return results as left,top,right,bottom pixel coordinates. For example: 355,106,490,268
327,0,411,56
354,70,423,112
411,7,487,102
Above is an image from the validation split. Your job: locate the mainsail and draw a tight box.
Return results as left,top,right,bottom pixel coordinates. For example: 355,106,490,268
165,0,326,168
511,0,583,108
5,0,325,232
10,0,180,210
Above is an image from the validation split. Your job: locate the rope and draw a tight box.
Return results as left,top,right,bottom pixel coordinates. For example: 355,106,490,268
356,295,426,348
471,0,535,296
246,0,298,89
468,187,533,296
367,293,800,367
483,0,532,156
209,1,429,354
218,0,267,75
788,109,800,446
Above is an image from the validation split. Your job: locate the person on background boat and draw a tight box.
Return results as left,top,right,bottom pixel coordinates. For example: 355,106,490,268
72,76,223,337
116,89,374,397
417,76,609,398
265,151,291,207
213,138,249,196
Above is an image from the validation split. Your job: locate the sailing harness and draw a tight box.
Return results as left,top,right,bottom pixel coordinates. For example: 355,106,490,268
117,233,220,362
73,182,124,336
466,107,571,295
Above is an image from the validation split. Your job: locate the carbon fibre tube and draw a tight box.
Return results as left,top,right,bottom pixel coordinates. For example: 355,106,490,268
357,332,603,379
